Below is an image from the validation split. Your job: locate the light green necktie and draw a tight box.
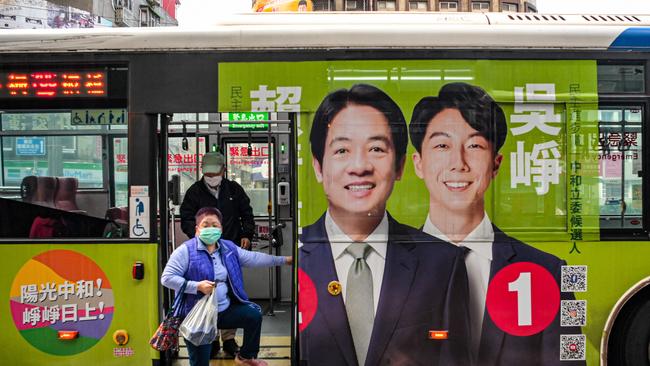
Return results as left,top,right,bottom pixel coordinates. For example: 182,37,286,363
345,243,374,366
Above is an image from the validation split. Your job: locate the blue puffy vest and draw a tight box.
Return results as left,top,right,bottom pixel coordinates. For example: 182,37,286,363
179,237,261,318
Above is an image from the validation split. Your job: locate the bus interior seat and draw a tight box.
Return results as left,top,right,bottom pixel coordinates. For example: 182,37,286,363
104,206,128,238
21,175,57,207
54,176,81,212
105,206,128,223
29,216,66,238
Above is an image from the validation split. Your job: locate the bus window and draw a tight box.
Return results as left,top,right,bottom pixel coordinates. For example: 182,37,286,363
598,107,643,229
597,65,645,94
225,142,274,216
0,111,128,239
167,136,206,211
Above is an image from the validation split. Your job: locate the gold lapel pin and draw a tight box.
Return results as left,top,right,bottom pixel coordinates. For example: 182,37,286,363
327,280,342,296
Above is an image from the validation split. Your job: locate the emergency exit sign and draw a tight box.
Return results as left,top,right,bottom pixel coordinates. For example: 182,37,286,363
227,112,269,121
228,123,269,131
225,112,270,131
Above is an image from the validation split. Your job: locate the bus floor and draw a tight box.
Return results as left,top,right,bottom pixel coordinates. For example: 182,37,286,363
173,302,291,366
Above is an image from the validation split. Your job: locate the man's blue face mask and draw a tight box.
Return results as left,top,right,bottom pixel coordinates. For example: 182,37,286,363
199,227,222,245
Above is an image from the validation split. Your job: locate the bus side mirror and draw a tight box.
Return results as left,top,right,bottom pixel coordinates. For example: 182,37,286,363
168,174,180,205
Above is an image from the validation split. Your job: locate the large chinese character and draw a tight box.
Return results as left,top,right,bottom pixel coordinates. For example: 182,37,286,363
61,304,78,323
20,284,38,303
76,280,94,299
22,307,41,326
58,281,75,301
79,302,98,321
42,305,60,324
275,86,302,112
39,282,58,302
510,140,562,195
250,85,277,112
510,84,562,136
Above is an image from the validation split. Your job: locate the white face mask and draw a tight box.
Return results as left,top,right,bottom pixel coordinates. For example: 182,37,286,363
204,175,223,188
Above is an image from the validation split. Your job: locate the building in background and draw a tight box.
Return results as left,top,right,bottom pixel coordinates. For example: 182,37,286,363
0,0,178,28
253,0,313,12
309,0,536,12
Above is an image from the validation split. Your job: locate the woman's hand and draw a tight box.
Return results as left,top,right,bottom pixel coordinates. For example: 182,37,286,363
285,256,293,265
197,280,215,295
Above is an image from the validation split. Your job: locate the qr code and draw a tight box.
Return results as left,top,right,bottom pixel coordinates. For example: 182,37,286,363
561,300,587,327
561,265,587,292
560,334,586,361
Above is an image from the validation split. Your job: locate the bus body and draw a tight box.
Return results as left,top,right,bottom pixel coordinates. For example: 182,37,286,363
0,12,649,365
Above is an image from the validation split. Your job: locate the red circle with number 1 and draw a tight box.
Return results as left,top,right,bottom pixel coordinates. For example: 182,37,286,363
486,262,559,336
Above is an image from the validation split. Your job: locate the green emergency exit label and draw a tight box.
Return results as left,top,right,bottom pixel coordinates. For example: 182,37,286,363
228,123,269,131
225,112,270,131
227,112,269,121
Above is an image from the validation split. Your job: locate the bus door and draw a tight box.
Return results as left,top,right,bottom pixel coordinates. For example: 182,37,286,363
160,113,295,316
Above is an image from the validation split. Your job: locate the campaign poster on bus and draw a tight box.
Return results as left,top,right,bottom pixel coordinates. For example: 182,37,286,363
218,60,643,365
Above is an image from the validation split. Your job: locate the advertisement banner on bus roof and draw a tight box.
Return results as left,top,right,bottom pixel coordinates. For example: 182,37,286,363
218,60,646,365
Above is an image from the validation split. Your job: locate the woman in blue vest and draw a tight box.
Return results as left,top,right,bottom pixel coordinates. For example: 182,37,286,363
162,206,292,366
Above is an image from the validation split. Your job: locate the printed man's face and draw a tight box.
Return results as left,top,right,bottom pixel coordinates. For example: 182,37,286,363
313,104,404,218
413,108,502,215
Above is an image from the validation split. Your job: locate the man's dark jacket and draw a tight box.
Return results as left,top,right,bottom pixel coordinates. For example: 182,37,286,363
298,213,471,366
180,177,255,243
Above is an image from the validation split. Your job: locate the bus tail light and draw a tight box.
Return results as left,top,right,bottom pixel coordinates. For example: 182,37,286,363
428,330,448,340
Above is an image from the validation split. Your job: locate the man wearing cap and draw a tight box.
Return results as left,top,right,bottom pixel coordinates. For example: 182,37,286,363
180,151,256,358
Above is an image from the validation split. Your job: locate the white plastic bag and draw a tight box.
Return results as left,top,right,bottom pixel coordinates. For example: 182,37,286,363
179,290,219,346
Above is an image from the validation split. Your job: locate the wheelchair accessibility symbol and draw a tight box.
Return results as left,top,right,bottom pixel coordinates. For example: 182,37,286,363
129,194,150,239
132,218,148,237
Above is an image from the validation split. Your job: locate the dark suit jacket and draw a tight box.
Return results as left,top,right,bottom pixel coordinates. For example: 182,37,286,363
477,226,586,366
298,213,471,366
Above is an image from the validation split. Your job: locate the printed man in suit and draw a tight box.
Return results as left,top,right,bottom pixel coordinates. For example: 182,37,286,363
409,82,585,366
298,84,471,366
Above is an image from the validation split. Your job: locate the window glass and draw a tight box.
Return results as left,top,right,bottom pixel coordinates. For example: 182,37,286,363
598,107,643,229
225,142,274,216
471,1,490,11
598,65,645,94
2,135,102,189
409,1,427,11
440,1,458,10
377,0,396,10
167,136,206,212
0,111,128,239
113,137,128,208
502,2,518,12
346,0,358,10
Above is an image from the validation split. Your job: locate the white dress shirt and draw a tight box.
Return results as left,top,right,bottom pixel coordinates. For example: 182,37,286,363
325,211,389,315
422,212,494,360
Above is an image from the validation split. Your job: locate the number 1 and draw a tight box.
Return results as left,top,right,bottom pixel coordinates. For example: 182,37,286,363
508,272,532,326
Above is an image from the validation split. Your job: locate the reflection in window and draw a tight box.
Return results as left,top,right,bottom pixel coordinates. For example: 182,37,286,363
598,107,643,229
0,111,128,239
167,136,206,212
226,142,274,216
1,135,103,189
597,65,645,94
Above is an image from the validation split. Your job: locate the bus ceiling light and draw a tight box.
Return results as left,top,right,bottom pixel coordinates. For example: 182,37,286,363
428,330,448,340
57,330,79,340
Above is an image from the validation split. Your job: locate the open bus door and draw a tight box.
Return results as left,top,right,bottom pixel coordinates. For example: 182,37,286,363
157,113,295,364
